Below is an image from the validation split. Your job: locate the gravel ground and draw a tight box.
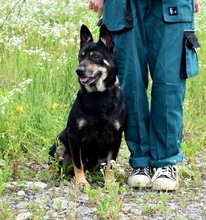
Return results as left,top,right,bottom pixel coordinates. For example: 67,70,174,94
1,157,206,220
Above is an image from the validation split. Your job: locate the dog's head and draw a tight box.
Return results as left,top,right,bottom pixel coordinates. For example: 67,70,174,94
76,24,118,93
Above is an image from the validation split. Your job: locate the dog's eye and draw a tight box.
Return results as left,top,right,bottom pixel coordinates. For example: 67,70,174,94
93,54,99,60
79,52,85,61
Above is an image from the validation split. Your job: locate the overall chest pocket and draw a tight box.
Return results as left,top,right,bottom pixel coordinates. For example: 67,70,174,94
162,0,194,23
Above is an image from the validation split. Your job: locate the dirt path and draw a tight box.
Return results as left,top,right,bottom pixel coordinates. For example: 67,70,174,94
1,159,205,220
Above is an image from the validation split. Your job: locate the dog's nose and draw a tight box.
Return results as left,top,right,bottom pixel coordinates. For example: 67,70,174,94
76,66,85,76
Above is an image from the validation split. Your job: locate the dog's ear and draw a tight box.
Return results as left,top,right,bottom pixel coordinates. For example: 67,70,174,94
99,24,115,53
80,25,93,46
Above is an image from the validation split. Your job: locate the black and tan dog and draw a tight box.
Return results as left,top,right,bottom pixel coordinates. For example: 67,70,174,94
49,24,126,185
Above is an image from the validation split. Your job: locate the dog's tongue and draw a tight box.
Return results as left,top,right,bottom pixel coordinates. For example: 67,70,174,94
80,77,89,83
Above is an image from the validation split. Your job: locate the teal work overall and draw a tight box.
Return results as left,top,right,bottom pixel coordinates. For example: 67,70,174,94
103,0,199,168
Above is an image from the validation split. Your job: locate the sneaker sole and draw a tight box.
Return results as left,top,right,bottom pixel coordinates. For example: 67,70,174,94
128,175,152,188
152,178,178,191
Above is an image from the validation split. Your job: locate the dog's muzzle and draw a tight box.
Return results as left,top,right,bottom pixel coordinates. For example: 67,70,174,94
76,66,99,85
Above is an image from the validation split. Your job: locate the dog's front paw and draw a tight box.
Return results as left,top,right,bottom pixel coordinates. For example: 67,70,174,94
75,177,90,186
105,169,115,182
73,165,89,185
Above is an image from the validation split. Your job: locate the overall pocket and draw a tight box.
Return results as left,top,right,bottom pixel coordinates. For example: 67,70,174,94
180,30,200,79
162,0,193,23
103,0,133,31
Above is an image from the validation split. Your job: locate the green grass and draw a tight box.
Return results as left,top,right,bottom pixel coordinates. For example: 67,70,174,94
0,0,206,219
0,0,98,182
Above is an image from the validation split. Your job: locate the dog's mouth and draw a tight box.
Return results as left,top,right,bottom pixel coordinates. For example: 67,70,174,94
79,77,90,83
79,76,99,85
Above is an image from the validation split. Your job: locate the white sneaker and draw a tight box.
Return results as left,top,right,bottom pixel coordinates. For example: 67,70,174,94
152,165,178,191
128,167,152,188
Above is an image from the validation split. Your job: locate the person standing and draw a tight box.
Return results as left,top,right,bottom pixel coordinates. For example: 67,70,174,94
89,0,200,190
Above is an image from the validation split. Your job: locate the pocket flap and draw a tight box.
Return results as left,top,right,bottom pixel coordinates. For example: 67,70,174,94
162,0,193,23
180,30,200,79
184,30,200,49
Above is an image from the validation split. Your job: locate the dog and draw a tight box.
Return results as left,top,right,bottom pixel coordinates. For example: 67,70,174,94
49,24,126,185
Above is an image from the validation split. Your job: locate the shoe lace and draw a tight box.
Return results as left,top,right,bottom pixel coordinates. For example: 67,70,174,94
133,167,151,178
152,165,177,182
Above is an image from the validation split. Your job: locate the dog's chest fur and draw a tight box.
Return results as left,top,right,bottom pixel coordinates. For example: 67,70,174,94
67,85,125,170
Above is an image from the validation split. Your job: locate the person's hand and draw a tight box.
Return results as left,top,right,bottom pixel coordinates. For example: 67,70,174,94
195,0,200,13
88,0,104,18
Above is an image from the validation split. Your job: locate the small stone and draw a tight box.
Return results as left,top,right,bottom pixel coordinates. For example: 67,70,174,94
82,217,94,220
16,202,28,209
30,181,47,189
68,201,78,209
17,190,26,197
75,206,93,216
16,212,32,220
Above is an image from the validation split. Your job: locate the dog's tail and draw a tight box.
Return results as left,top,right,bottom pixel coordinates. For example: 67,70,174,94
49,143,57,157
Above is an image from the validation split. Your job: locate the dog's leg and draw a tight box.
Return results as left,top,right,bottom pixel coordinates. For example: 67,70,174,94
56,144,72,166
105,151,115,181
73,164,88,185
72,149,89,185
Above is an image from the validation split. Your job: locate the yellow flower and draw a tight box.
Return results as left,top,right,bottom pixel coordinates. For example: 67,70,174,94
15,105,24,113
43,138,49,143
52,103,59,109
